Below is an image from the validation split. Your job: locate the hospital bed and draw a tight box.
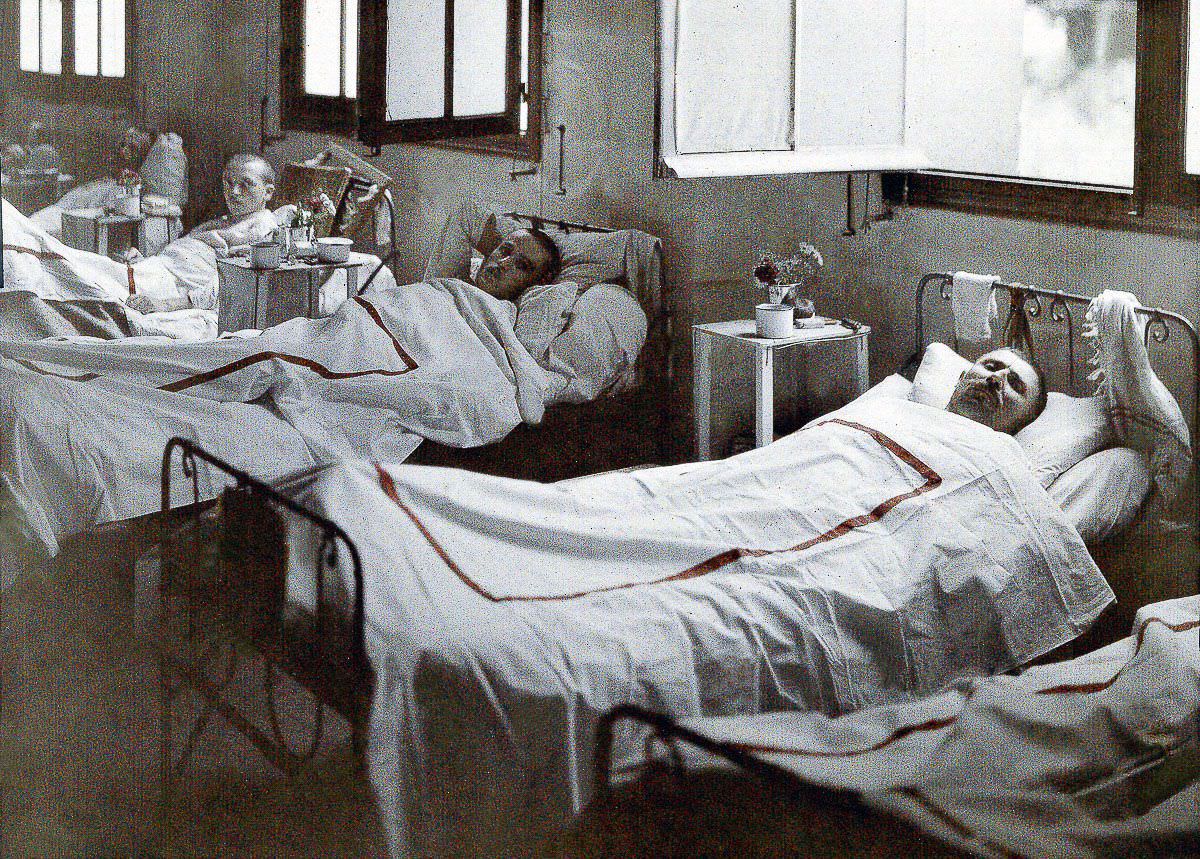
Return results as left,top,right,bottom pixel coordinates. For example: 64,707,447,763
144,280,1196,857
584,593,1200,858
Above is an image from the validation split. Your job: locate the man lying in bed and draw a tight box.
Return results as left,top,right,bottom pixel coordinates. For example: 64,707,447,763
945,346,1047,435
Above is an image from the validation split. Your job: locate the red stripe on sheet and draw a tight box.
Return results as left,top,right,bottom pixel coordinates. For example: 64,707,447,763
4,244,67,261
13,358,101,382
158,298,419,393
726,717,959,760
126,264,136,296
354,295,417,370
1033,617,1200,695
373,418,943,602
717,614,1199,761
159,351,416,393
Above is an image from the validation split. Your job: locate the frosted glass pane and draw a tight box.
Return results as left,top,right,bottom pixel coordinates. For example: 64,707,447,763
917,0,1134,187
41,0,63,74
19,0,39,72
343,0,358,98
453,0,507,116
99,0,125,77
1187,0,1200,173
674,0,792,154
386,0,444,120
75,0,98,76
794,0,908,149
305,0,341,96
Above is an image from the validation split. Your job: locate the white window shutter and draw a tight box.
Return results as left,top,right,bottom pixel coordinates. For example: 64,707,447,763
659,0,931,178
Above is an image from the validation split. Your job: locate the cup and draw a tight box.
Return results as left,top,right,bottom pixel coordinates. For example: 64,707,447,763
755,303,794,338
250,240,282,269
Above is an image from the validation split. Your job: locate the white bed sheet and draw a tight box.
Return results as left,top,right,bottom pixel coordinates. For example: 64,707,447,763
0,276,570,570
279,394,1113,858
637,595,1200,859
3,198,374,339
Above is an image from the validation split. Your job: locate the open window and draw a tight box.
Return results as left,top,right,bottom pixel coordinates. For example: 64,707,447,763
282,0,541,159
660,0,1199,233
16,0,132,103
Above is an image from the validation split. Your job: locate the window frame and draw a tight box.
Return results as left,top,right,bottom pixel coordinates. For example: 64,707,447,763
281,0,542,162
13,0,135,107
885,0,1200,237
280,0,358,135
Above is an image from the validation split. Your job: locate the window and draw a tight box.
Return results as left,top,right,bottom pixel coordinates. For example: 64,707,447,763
17,0,132,102
895,0,1153,231
281,0,542,160
659,0,1200,234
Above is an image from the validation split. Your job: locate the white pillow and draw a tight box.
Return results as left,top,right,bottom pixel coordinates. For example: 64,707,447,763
857,373,914,405
1015,392,1114,488
514,282,578,361
1049,447,1150,544
909,342,971,409
550,284,648,402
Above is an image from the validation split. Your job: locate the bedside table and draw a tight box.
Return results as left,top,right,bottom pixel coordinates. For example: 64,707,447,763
217,257,362,333
61,209,182,258
693,318,870,460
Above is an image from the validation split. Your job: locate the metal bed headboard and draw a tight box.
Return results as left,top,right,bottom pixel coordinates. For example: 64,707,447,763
914,272,1200,458
158,437,371,815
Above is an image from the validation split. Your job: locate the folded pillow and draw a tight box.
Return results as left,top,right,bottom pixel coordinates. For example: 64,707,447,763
514,282,579,361
139,132,188,208
909,342,971,409
1015,392,1114,488
550,284,648,401
1049,447,1150,543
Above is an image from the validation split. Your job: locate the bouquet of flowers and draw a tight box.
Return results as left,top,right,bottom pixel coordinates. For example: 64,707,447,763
293,193,338,232
118,168,142,192
753,244,824,305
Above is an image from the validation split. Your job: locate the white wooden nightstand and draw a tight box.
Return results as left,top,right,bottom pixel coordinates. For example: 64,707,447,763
693,318,871,460
217,257,362,333
61,209,182,258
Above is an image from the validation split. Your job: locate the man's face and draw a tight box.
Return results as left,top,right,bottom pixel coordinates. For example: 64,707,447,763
946,348,1043,434
474,229,553,301
223,162,274,220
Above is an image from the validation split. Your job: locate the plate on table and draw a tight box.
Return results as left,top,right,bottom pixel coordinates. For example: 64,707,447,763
795,315,825,329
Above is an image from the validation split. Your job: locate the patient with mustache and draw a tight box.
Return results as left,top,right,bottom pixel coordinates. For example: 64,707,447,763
946,347,1047,435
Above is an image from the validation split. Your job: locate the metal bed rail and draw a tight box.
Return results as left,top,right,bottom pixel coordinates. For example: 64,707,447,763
157,437,371,830
913,272,1200,442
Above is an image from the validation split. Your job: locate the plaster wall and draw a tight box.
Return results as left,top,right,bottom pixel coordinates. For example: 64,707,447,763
9,0,1199,448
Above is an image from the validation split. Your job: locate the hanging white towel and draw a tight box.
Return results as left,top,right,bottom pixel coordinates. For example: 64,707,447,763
950,271,1000,348
1085,290,1191,526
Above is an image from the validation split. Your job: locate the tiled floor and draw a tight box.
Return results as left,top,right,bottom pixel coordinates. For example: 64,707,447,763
1,543,386,858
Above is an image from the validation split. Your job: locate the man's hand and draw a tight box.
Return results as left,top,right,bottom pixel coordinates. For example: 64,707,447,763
127,294,190,314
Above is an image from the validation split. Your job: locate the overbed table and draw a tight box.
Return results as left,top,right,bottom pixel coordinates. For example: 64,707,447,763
216,256,361,333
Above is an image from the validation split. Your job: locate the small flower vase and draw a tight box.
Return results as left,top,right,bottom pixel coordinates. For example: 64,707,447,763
767,283,793,306
118,186,141,217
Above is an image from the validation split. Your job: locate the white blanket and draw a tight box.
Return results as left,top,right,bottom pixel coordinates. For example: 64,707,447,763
645,596,1199,859
280,395,1113,858
0,278,566,565
3,198,371,340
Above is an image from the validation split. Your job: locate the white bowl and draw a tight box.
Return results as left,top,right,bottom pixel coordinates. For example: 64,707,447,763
316,237,353,263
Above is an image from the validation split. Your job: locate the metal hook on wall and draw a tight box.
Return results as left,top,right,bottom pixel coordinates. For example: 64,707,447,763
554,124,567,196
842,173,857,237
